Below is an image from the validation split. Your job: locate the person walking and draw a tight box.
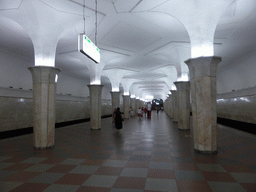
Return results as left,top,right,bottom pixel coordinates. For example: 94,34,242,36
137,107,142,120
114,107,123,133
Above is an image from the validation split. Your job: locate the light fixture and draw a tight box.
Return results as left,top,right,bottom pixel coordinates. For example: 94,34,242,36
78,0,100,63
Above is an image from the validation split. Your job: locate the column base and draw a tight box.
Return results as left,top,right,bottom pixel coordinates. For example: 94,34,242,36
178,128,190,131
90,128,101,130
194,148,218,154
34,145,54,150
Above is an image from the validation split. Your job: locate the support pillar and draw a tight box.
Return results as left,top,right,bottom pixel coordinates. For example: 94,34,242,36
174,81,190,130
130,98,136,117
135,99,140,115
122,95,130,119
110,91,121,112
88,85,103,130
170,90,179,123
185,56,221,153
28,66,61,149
169,94,173,119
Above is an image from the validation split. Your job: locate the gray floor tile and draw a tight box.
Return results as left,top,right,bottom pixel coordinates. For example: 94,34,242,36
0,162,14,170
0,181,23,192
83,175,118,187
208,181,247,192
172,157,194,163
25,164,55,172
0,170,17,179
145,178,178,192
21,157,48,164
69,165,99,174
149,162,174,170
175,170,205,181
28,172,65,184
103,160,128,167
129,155,151,161
120,168,148,178
229,172,256,183
89,154,112,159
43,184,80,192
60,158,85,165
0,157,12,162
197,164,227,172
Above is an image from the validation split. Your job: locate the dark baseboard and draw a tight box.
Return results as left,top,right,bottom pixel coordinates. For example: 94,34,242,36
0,115,112,140
217,117,256,135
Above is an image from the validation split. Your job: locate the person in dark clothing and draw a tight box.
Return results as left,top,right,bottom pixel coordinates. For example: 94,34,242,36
114,107,123,133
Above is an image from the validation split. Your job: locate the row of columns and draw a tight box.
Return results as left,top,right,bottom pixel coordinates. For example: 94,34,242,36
165,56,221,154
29,57,220,154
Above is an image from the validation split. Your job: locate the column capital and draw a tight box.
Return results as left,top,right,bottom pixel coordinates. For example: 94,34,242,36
185,56,222,78
28,66,61,84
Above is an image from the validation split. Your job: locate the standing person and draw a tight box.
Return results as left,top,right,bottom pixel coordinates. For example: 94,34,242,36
137,107,142,120
141,107,144,117
112,108,117,128
114,107,123,133
129,107,133,117
144,107,147,117
147,102,152,118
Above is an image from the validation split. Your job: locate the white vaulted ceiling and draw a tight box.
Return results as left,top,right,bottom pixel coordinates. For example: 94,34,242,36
1,0,256,100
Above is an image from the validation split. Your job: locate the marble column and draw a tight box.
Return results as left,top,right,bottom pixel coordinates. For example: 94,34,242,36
122,95,130,119
28,66,61,149
169,94,173,119
88,85,103,130
170,90,179,123
185,56,221,153
135,99,140,115
174,81,190,130
130,98,136,117
164,97,170,117
110,91,121,112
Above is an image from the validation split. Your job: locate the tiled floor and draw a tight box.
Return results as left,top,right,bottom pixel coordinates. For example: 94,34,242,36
1,111,256,192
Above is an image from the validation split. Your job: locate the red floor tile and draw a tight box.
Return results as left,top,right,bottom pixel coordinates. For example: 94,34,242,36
55,173,90,185
2,171,40,182
176,181,212,192
3,163,34,171
2,157,29,163
113,177,146,189
45,164,77,173
201,171,237,182
221,164,256,173
173,162,199,170
194,157,218,164
76,186,111,192
240,183,256,192
147,169,175,179
9,183,50,192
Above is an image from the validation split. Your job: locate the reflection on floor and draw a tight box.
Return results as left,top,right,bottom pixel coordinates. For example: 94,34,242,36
0,111,256,192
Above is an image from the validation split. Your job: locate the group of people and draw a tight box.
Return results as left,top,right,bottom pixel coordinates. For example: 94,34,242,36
137,107,147,120
112,102,153,133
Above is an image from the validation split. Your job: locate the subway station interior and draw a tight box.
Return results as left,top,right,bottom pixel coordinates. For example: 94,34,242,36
0,0,256,191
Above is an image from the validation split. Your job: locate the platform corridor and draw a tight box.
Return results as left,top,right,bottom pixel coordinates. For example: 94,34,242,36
0,111,256,192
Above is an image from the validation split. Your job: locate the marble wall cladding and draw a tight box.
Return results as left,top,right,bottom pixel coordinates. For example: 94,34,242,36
0,96,113,132
0,97,33,132
217,88,256,124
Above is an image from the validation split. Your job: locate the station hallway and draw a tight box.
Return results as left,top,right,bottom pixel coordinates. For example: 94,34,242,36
0,111,256,192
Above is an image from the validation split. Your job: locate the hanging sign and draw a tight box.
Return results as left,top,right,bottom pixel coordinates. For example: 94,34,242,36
78,34,100,63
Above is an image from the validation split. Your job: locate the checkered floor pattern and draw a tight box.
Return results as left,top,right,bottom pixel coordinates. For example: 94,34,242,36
1,111,256,192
